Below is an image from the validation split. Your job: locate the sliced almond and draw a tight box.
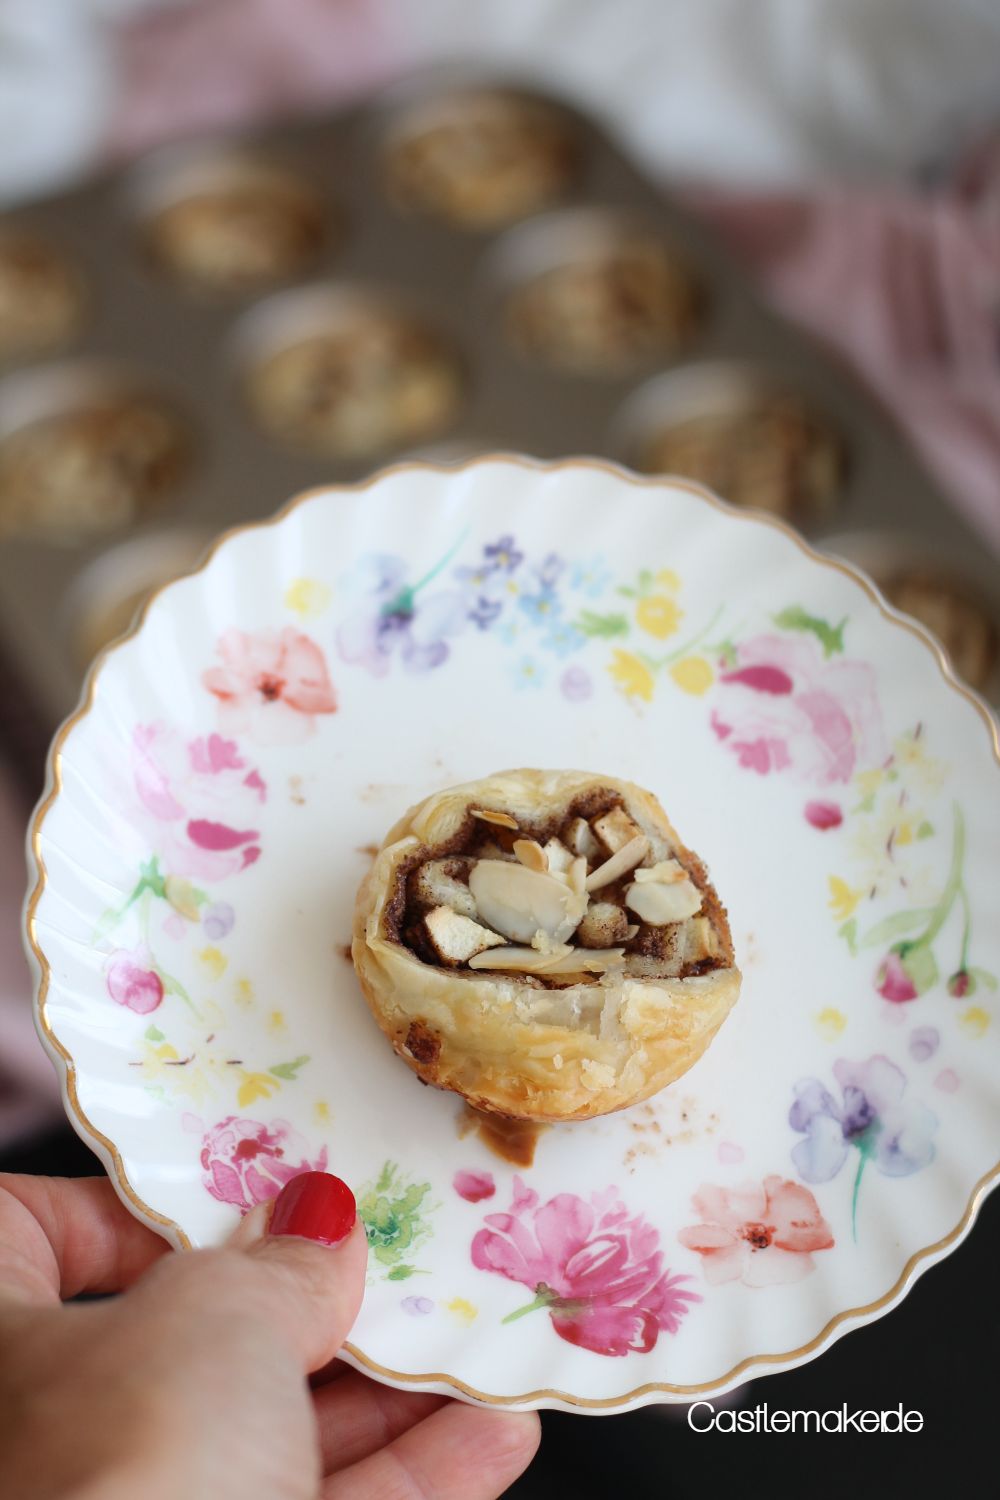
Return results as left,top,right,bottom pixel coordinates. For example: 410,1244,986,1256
567,856,588,895
469,858,588,944
468,943,624,974
513,838,548,873
471,807,519,830
424,907,506,965
543,837,573,875
625,923,640,939
565,817,601,860
467,943,569,971
541,947,625,974
633,858,686,885
577,901,630,948
625,877,702,926
592,806,644,854
585,834,650,892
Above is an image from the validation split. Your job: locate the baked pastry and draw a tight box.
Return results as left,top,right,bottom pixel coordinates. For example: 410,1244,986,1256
353,769,740,1122
384,90,579,230
145,177,326,295
640,394,843,519
0,397,187,541
0,232,83,363
245,311,462,460
506,238,702,375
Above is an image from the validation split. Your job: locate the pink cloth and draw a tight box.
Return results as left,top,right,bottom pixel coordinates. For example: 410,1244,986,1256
691,188,1000,555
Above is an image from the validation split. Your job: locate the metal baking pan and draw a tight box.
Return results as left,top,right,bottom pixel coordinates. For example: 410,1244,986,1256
0,67,996,751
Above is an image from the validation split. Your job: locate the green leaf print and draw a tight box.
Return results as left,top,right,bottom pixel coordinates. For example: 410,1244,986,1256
574,609,630,639
268,1055,310,1081
773,606,846,658
856,908,937,950
357,1161,434,1278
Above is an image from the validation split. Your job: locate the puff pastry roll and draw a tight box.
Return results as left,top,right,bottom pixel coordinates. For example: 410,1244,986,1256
353,769,740,1122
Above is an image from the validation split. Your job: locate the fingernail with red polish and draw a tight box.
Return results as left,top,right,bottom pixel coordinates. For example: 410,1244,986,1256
269,1171,356,1247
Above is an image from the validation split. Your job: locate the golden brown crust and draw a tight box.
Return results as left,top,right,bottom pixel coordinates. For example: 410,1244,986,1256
352,768,741,1122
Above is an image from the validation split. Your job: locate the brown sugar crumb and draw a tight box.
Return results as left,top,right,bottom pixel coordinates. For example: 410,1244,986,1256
289,775,305,805
337,943,353,963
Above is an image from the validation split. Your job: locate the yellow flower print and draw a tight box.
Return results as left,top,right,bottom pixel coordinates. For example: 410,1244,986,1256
828,876,861,922
815,1007,847,1041
636,595,683,640
959,1006,990,1039
267,1009,287,1036
609,650,655,702
197,946,228,980
233,977,255,1009
284,577,332,621
669,656,714,696
447,1297,478,1325
314,1100,331,1124
655,569,681,592
855,768,885,801
237,1071,280,1108
165,876,201,922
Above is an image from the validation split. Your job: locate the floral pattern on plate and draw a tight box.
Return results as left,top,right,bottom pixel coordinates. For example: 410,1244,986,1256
27,460,1000,1411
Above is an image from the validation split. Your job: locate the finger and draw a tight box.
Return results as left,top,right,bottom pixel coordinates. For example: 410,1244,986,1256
322,1401,541,1500
313,1371,447,1472
135,1172,368,1372
0,1174,169,1307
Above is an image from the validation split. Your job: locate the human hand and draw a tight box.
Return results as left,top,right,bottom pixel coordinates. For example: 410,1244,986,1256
0,1171,540,1500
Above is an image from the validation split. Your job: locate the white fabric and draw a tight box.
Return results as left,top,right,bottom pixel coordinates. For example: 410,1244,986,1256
1,0,1000,203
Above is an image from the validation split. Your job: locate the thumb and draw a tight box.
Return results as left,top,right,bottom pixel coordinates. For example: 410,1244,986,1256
147,1172,369,1374
239,1172,368,1371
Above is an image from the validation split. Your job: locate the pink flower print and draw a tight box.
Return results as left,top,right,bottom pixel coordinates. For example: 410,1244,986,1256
200,1116,328,1213
105,948,164,1015
713,633,884,786
453,1170,495,1203
131,724,266,882
203,628,337,745
875,951,919,1003
471,1178,698,1357
678,1177,834,1287
805,800,843,830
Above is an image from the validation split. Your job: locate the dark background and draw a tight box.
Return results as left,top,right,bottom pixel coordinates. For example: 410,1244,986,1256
4,1119,993,1490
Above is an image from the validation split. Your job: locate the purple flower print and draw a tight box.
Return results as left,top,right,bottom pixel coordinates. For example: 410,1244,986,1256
483,535,523,572
337,552,467,677
468,596,503,630
789,1055,937,1236
560,665,593,702
202,902,235,941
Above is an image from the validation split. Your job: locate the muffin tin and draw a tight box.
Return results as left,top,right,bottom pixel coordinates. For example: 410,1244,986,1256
0,69,997,746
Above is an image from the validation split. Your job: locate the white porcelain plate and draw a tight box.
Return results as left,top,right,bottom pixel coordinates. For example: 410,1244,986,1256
26,458,1000,1413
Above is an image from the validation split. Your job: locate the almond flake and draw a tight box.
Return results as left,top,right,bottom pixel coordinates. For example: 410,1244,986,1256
471,807,519,830
585,834,650,892
469,859,588,944
468,943,624,974
625,877,702,926
513,838,548,872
